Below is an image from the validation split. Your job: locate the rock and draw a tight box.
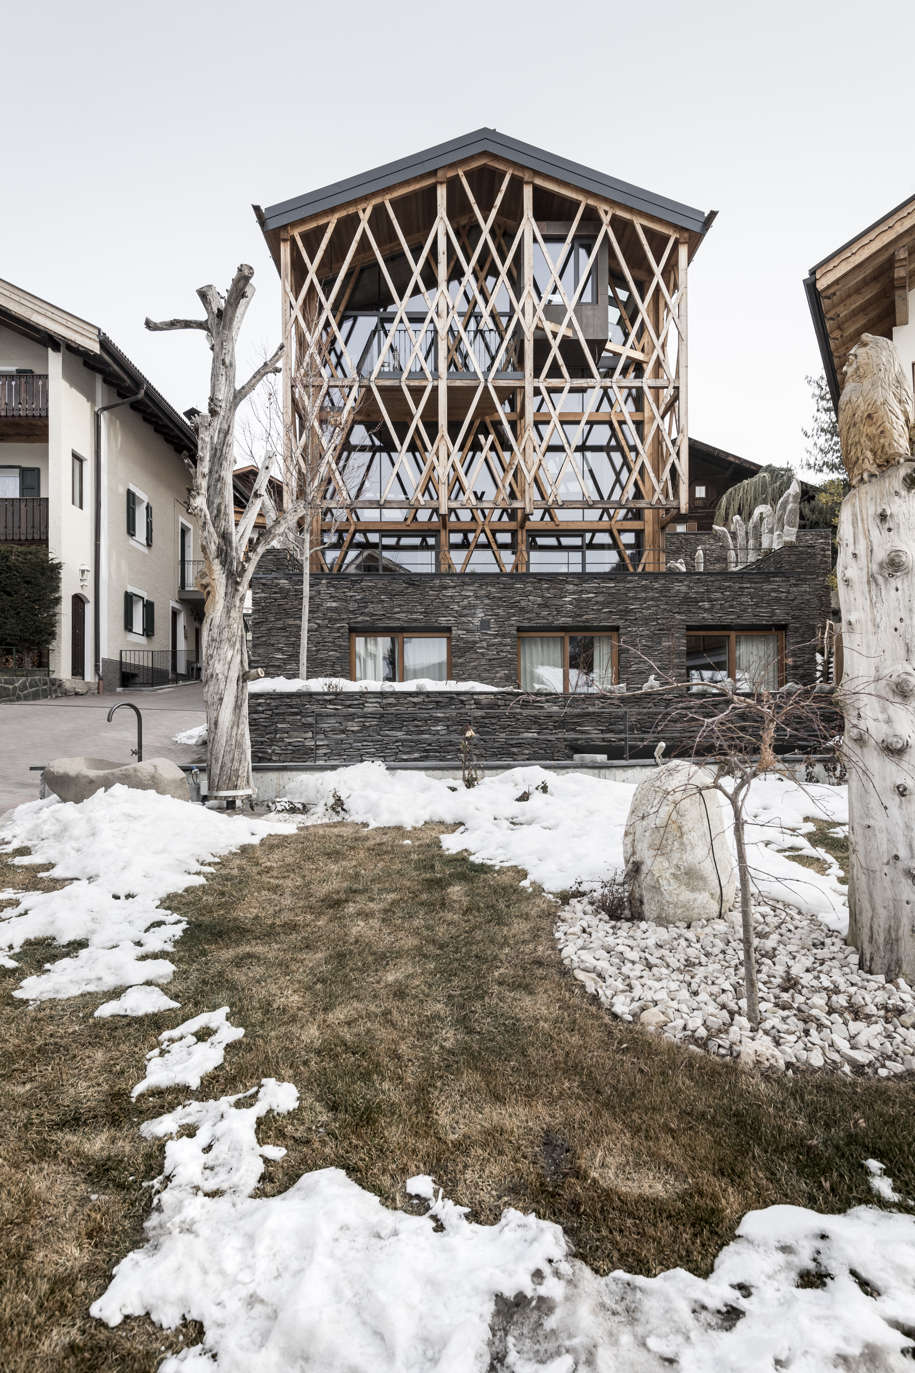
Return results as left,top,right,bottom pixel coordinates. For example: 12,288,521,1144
808,1047,825,1069
623,761,737,925
639,1007,669,1029
44,756,189,805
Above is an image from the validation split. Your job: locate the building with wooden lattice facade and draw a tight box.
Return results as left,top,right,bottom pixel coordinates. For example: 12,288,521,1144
251,131,831,717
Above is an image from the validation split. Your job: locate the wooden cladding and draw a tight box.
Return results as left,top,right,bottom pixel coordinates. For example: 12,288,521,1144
278,158,690,574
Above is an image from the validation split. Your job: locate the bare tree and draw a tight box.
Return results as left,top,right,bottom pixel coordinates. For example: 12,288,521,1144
620,657,839,1030
146,265,309,795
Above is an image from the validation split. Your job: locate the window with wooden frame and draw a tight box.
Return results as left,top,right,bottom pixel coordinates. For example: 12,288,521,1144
124,590,155,638
686,629,785,693
350,631,451,683
126,486,153,546
72,453,85,509
518,631,618,693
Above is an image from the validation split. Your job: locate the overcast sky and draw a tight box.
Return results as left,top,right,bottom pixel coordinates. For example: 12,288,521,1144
3,0,912,473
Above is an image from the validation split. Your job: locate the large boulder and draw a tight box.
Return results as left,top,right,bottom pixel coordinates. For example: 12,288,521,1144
623,761,736,924
44,756,189,805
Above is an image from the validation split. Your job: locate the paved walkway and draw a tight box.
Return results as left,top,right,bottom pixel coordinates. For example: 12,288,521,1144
0,683,205,818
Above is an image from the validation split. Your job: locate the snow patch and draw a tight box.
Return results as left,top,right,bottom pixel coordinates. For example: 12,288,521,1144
173,723,207,748
866,1159,905,1204
93,1087,915,1373
131,1007,244,1099
0,788,293,1003
95,985,180,1018
250,675,502,694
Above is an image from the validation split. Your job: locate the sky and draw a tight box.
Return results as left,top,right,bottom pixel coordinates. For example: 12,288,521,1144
2,0,913,474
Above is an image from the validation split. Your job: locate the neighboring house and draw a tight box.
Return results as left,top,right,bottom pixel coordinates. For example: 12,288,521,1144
805,191,915,405
246,130,831,765
0,278,201,691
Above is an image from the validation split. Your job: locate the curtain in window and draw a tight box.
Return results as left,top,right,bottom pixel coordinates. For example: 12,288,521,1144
594,635,615,689
403,636,448,681
355,635,394,681
736,634,779,691
0,468,19,497
520,636,564,691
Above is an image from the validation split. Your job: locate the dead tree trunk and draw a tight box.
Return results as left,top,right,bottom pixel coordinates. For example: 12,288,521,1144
838,459,915,978
147,265,308,795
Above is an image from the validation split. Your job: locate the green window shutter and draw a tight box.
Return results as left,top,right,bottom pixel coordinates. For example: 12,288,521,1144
143,598,155,638
145,501,153,547
124,591,133,631
20,467,40,498
126,488,136,537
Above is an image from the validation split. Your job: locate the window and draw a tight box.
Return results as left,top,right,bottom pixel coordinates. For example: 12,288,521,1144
518,631,618,693
124,590,155,638
694,484,707,499
350,632,450,682
686,630,784,693
0,466,40,497
72,453,85,509
126,486,153,546
533,238,597,305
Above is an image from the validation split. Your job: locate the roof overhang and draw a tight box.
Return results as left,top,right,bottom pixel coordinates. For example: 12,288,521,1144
256,127,715,269
804,190,915,411
0,276,195,458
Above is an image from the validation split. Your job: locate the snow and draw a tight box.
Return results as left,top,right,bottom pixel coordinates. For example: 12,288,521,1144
250,675,502,694
173,723,207,747
93,1077,915,1373
283,762,849,923
95,984,181,1018
0,787,293,1002
131,1007,245,1099
866,1159,905,1205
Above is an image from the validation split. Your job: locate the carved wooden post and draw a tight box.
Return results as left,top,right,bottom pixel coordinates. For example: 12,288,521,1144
837,334,915,978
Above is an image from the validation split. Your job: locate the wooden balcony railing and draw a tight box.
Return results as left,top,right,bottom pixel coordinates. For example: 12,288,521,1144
0,373,49,418
0,497,49,543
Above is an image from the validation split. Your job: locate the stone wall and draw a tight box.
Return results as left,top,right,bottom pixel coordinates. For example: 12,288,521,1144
0,673,64,703
251,530,833,690
247,686,839,767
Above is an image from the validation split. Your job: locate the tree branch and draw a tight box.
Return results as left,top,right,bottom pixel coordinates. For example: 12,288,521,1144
235,459,278,555
239,500,308,593
145,316,209,333
234,344,284,411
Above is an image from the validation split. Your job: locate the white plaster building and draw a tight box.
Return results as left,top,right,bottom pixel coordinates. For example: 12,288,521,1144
0,278,202,690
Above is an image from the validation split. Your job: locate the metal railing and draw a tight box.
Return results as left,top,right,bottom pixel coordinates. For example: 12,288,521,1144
119,649,200,689
0,497,48,543
178,559,207,593
0,644,49,672
353,313,521,378
0,373,49,418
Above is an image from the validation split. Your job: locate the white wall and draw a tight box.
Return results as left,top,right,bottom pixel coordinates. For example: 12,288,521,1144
47,349,96,680
102,399,197,674
892,286,915,384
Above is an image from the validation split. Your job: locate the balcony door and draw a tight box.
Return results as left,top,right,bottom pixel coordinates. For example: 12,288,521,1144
71,594,86,679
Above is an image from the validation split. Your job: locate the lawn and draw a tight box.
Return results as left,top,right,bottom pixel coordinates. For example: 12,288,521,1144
1,816,913,1370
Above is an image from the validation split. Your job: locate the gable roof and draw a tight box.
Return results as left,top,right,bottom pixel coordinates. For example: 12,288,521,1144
257,127,714,241
804,189,915,410
0,276,196,457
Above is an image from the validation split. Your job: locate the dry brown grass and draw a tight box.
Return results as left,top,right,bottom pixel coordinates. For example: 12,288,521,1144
1,819,913,1371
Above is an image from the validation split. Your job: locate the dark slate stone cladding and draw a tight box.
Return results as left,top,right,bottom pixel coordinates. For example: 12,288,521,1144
249,530,833,765
248,687,839,767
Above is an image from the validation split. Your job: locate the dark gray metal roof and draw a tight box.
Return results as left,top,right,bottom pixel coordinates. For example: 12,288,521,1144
260,128,712,236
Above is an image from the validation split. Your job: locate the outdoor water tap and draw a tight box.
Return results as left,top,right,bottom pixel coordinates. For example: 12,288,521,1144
106,702,143,761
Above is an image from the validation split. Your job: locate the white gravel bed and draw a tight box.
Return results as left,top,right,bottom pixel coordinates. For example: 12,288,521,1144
557,897,915,1077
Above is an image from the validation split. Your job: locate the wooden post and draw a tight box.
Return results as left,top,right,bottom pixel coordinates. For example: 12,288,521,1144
436,174,450,570
677,235,689,516
642,283,664,570
838,459,915,979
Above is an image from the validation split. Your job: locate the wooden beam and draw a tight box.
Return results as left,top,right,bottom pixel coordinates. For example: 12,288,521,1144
895,246,909,328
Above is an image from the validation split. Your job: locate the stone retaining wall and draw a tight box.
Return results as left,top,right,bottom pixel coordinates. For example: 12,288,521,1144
248,688,839,768
0,673,64,703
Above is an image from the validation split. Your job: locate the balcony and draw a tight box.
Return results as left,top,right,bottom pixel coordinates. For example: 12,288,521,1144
344,313,522,380
0,373,49,438
178,558,206,602
0,497,48,544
